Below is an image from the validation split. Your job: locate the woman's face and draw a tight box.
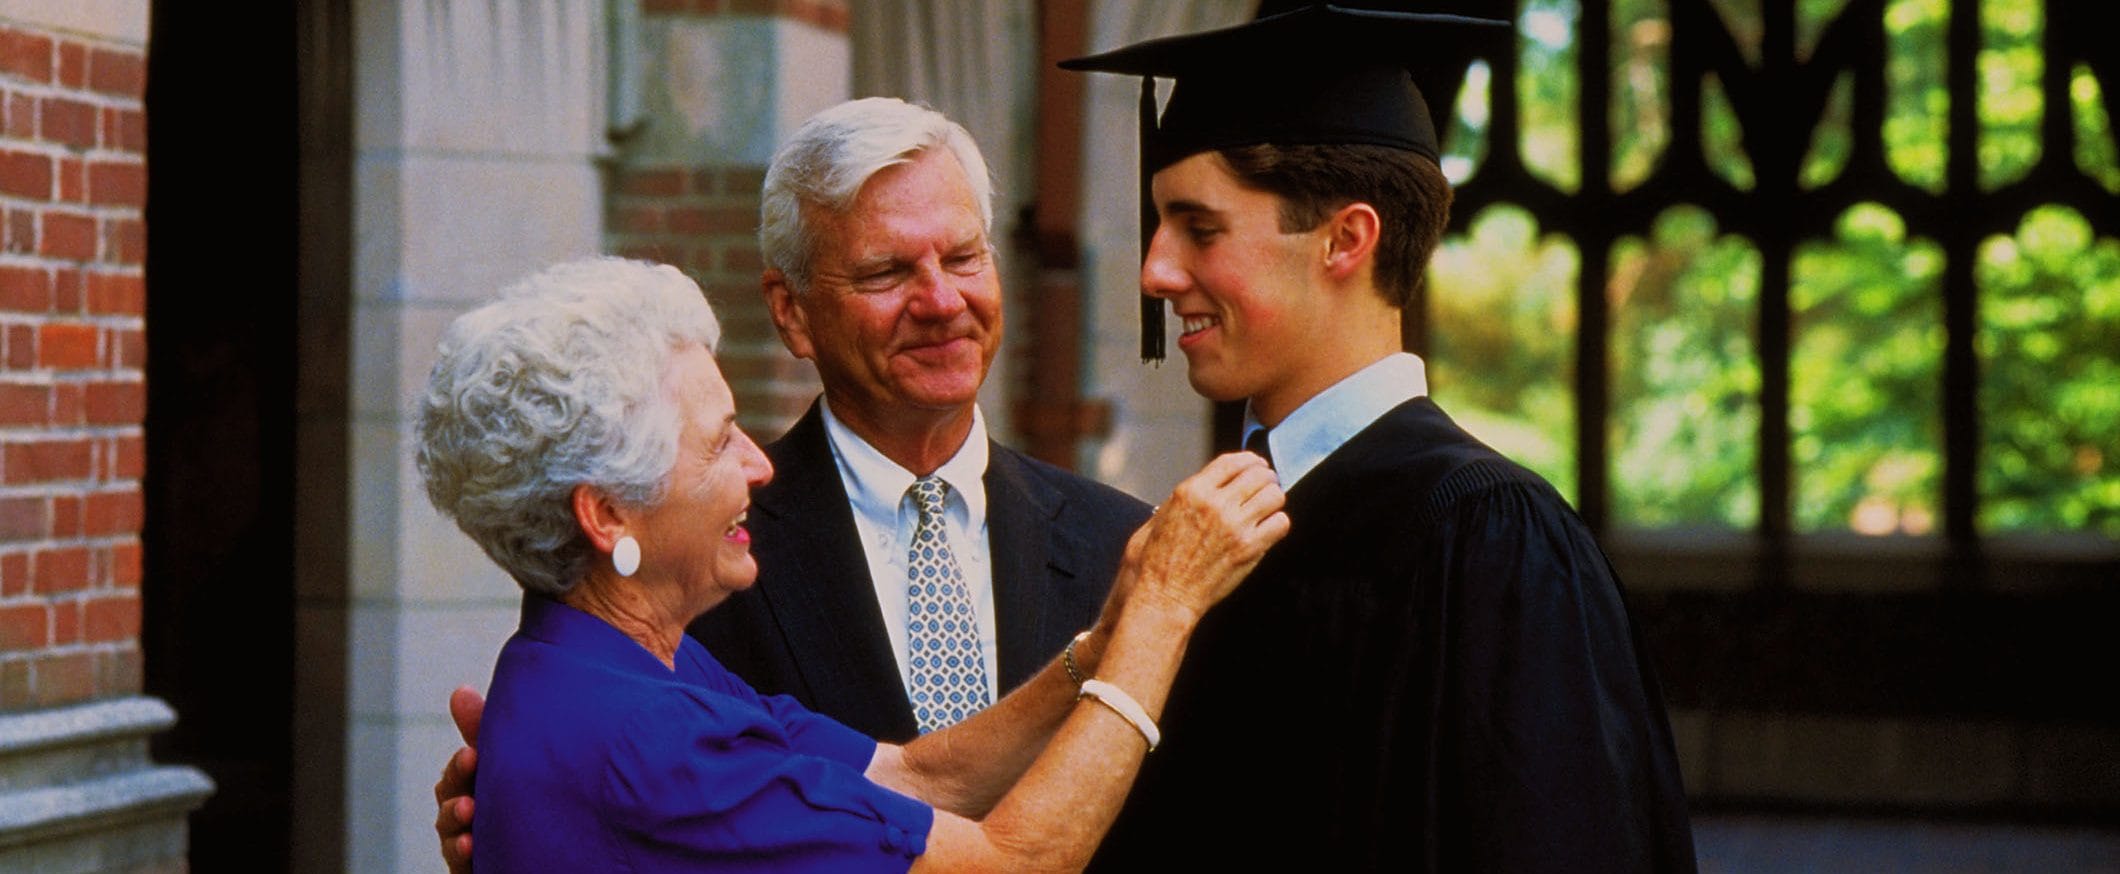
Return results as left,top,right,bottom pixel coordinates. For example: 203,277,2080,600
629,344,774,615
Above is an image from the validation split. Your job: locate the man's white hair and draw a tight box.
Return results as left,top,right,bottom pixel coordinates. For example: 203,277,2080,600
759,97,995,292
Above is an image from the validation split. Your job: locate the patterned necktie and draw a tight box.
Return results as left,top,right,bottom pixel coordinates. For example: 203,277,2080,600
905,476,990,732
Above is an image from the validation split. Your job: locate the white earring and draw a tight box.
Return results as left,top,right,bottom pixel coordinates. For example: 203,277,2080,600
611,535,641,577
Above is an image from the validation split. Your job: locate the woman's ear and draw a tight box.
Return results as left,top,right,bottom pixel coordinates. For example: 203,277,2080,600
571,483,629,554
1321,201,1382,281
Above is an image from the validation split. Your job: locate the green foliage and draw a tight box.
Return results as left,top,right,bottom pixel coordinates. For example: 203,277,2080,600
1519,0,1581,192
2074,65,2120,194
1429,206,1580,501
1979,0,2043,189
1611,0,1670,191
1885,0,1949,192
1791,205,1944,534
1978,207,2120,537
1422,0,2116,539
1610,208,1762,528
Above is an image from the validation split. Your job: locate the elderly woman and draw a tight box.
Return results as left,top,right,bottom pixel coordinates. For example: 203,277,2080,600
415,256,1284,872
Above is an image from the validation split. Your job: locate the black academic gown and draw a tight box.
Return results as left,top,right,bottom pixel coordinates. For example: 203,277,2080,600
688,400,1151,743
1092,397,1696,873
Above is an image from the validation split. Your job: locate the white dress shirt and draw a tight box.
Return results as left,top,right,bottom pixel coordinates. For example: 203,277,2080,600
1241,352,1431,489
818,399,1000,696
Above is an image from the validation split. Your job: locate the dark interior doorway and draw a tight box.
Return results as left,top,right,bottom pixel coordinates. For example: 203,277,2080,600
142,4,300,869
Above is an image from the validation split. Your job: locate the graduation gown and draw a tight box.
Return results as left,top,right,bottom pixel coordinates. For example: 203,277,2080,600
1091,397,1696,873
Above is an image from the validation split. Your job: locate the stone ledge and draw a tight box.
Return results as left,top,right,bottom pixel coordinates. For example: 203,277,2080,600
0,696,214,854
0,697,174,758
0,766,214,850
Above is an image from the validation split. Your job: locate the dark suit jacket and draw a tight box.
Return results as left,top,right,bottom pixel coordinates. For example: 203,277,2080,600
688,400,1151,742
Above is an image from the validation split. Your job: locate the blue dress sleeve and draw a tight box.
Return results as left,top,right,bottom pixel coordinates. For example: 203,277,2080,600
599,689,934,873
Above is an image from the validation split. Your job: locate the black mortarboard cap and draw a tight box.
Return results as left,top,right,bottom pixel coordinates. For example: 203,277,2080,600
1061,3,1508,360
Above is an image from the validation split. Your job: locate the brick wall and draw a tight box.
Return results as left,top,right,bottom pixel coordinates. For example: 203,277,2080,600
608,163,820,436
0,21,148,711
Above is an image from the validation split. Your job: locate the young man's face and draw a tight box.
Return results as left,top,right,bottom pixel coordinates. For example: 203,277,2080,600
1142,151,1329,423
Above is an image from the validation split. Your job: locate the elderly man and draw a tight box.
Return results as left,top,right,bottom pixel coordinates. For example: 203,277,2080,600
1063,4,1697,872
691,97,1150,741
435,98,1149,869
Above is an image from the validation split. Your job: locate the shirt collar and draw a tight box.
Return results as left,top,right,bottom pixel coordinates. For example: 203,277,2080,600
819,397,990,520
1242,352,1429,489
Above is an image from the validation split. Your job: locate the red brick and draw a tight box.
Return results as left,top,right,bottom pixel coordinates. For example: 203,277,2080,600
39,97,96,149
674,205,754,235
613,205,663,233
51,266,80,309
5,208,34,254
0,383,46,425
36,323,96,369
111,109,145,153
83,488,140,536
1,551,27,595
621,169,687,197
0,29,54,83
34,651,94,706
97,646,141,696
88,48,145,97
110,540,139,587
87,272,143,315
721,243,763,273
84,593,137,642
108,218,145,265
5,93,32,138
112,434,144,478
0,604,49,649
41,212,96,260
52,596,78,643
4,437,94,483
719,167,766,196
0,658,28,709
52,382,83,424
0,149,51,198
0,495,42,541
33,545,89,594
49,494,79,538
88,161,143,207
3,324,32,369
59,156,85,201
83,380,141,425
0,264,48,311
57,42,85,88
114,327,144,368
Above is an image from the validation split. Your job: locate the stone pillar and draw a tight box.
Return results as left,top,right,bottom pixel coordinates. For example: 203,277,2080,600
330,2,606,871
0,2,213,872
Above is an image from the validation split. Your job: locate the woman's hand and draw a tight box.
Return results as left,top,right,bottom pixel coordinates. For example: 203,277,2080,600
1120,452,1287,623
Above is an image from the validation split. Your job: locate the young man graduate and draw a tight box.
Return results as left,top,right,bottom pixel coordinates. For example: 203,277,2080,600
1062,5,1697,871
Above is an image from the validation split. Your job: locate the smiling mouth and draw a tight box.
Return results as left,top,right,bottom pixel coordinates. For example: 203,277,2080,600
1180,314,1220,336
725,510,749,538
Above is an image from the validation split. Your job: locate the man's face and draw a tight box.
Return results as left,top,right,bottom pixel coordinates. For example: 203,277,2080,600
1143,151,1327,422
767,148,1002,430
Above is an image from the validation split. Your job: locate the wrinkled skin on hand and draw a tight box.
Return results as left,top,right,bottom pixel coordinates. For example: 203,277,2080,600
1114,452,1288,623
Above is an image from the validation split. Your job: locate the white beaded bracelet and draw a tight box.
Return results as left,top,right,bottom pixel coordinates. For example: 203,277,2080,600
1078,678,1160,752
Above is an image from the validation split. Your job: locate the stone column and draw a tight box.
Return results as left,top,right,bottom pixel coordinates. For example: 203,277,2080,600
330,2,606,871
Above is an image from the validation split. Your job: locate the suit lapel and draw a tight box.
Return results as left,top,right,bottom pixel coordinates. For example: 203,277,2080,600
752,403,917,740
984,448,1072,692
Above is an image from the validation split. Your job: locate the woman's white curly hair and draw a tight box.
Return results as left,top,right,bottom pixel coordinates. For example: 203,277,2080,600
414,257,721,597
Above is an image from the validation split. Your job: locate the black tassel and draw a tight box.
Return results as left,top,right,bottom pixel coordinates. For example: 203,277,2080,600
1138,77,1164,362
